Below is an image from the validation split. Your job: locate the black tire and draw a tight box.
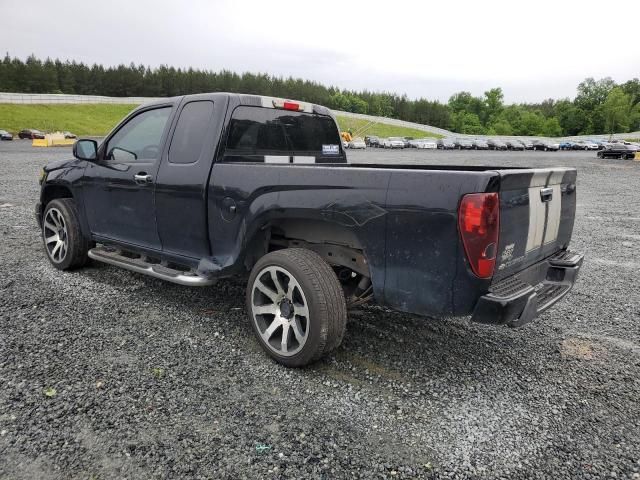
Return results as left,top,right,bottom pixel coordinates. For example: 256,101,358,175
42,198,90,270
246,248,347,367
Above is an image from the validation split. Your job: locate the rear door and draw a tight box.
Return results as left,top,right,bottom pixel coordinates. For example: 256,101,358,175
494,167,577,281
154,96,228,259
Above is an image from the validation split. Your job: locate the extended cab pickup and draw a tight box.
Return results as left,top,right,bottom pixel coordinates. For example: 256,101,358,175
36,93,583,366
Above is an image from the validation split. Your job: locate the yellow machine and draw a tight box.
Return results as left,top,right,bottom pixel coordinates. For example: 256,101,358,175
341,131,352,142
32,132,76,147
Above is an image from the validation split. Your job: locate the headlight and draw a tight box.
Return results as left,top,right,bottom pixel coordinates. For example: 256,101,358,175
39,169,47,185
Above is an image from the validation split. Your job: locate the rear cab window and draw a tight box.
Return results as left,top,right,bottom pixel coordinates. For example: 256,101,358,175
169,101,214,164
222,106,345,164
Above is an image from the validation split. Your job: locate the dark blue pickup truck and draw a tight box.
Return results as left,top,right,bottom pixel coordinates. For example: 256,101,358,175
36,93,583,366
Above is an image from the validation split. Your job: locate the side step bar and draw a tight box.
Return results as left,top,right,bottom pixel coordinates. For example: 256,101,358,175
88,247,216,287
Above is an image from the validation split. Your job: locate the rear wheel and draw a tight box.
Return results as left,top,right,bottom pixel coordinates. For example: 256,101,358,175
247,248,347,367
42,198,89,270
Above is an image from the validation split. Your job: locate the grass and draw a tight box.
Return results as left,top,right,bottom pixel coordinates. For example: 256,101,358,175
335,115,442,139
0,104,136,136
0,104,442,139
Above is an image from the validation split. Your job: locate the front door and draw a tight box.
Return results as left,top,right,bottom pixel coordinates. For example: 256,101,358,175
82,105,173,250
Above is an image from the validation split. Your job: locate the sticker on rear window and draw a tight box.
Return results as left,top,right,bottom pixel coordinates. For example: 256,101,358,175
322,144,339,155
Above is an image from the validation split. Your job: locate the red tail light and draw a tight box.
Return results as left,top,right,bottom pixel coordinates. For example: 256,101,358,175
458,192,500,278
273,99,303,111
283,101,300,111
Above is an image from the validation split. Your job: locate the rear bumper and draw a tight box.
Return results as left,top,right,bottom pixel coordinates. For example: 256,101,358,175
471,250,583,327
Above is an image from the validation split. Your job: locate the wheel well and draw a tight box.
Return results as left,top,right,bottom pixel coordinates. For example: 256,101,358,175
42,185,73,207
244,218,370,278
243,218,374,306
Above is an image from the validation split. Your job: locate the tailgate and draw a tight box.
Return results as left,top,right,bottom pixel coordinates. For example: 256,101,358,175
494,168,577,281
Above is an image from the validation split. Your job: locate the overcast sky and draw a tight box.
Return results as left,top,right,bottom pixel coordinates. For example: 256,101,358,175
1,0,638,103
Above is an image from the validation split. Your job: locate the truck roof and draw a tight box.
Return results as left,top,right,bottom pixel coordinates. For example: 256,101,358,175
137,92,334,118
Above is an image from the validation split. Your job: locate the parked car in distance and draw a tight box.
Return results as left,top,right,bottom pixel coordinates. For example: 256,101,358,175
624,142,640,152
472,139,489,150
409,138,437,149
0,129,13,140
365,136,380,147
571,140,598,151
348,137,366,149
36,92,583,367
505,139,524,151
342,139,349,149
437,138,456,149
383,137,405,149
453,138,473,149
63,131,78,139
597,144,637,160
532,139,560,151
18,129,45,139
559,141,575,150
520,139,534,150
487,139,508,150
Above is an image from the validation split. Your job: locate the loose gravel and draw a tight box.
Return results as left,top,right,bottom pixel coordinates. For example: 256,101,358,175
1,141,639,479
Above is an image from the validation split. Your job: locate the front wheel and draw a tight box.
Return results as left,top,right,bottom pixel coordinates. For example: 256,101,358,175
247,248,347,367
42,198,89,270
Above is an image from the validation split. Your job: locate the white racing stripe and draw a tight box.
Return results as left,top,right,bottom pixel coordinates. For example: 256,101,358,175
543,184,562,245
525,169,564,252
293,156,315,164
526,186,546,252
526,170,548,252
264,156,290,164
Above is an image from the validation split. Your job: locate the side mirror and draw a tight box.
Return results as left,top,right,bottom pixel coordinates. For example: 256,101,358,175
73,139,98,161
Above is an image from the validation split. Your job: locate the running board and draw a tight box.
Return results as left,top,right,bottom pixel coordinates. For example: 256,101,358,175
88,247,216,287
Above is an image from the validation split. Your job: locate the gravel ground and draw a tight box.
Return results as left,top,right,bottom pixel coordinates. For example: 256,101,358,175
1,141,639,479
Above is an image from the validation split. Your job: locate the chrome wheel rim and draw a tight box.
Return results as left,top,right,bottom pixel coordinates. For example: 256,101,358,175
251,266,310,357
43,208,68,263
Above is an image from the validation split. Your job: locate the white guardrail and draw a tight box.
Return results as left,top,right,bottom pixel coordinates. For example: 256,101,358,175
1,92,637,140
0,92,160,104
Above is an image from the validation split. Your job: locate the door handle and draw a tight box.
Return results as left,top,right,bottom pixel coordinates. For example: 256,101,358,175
540,187,553,202
134,173,152,185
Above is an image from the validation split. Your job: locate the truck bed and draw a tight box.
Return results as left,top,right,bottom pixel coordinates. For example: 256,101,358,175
207,161,577,319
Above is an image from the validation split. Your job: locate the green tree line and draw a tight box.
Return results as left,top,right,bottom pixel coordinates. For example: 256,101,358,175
1,54,639,136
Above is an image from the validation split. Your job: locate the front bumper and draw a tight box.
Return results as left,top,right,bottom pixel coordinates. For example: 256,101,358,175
471,250,583,328
35,202,42,228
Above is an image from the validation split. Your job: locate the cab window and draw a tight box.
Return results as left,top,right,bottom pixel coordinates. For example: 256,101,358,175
224,106,342,160
105,107,172,162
